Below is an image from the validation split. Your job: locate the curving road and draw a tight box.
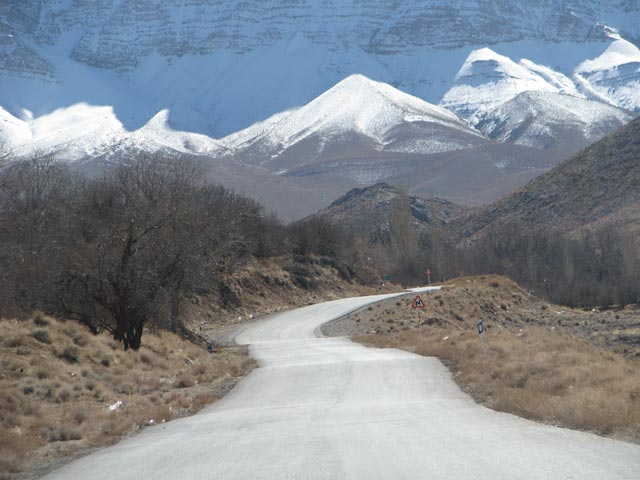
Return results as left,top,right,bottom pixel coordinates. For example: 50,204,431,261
44,289,640,479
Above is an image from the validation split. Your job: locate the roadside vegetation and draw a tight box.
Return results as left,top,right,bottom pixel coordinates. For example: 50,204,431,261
0,311,255,478
350,187,640,310
0,155,377,478
0,155,360,351
0,259,378,479
329,276,640,442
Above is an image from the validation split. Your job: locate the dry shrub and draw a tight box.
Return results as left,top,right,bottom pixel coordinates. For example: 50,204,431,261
30,329,51,344
174,372,195,389
32,311,50,327
139,352,153,366
4,335,24,348
191,393,218,411
55,388,71,403
58,345,80,364
98,416,134,441
113,380,136,395
143,404,173,424
47,425,82,442
0,426,41,474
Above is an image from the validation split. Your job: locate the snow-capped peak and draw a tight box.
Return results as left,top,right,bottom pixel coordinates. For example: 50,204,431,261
574,38,640,112
222,74,482,152
319,74,464,127
455,48,538,82
576,38,640,73
441,48,571,124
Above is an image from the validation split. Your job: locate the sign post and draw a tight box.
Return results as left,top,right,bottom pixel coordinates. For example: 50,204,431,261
206,339,214,366
411,294,426,324
426,268,432,286
411,295,426,309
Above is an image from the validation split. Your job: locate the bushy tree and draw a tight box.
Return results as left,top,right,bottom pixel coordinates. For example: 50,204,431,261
0,155,300,349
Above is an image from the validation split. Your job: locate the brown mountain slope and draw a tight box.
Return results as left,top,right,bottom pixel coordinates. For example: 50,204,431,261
457,116,640,240
316,183,467,243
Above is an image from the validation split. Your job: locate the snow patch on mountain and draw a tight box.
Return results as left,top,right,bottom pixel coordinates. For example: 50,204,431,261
0,107,31,151
518,59,581,97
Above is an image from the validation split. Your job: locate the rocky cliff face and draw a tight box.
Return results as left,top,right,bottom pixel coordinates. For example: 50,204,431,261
4,1,639,71
1,1,638,137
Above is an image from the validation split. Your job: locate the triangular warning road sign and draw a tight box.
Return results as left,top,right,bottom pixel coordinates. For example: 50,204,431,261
411,295,426,309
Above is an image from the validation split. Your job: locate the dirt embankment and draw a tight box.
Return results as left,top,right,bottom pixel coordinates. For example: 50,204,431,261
323,275,640,442
188,256,394,342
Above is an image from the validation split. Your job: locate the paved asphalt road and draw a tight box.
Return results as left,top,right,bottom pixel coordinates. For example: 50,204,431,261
44,289,640,479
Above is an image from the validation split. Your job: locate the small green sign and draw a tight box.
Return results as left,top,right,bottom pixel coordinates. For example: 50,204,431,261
383,275,392,282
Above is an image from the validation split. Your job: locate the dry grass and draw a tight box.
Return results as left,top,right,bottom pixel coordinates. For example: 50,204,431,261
346,276,640,442
0,313,256,478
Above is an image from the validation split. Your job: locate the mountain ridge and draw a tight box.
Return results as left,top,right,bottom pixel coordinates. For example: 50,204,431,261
458,115,640,240
219,74,486,168
318,115,640,246
2,1,640,137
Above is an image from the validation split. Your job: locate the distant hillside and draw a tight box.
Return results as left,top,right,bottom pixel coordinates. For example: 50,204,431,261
316,183,466,244
318,115,640,244
316,121,640,306
458,116,640,241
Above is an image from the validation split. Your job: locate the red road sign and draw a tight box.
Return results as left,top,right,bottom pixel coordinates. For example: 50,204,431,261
426,269,432,275
411,295,426,309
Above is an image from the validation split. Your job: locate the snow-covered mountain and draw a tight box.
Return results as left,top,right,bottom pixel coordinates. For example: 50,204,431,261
440,48,584,124
2,1,640,138
214,75,558,214
439,37,639,149
477,91,633,151
0,104,224,162
220,74,485,168
575,37,640,111
2,1,640,218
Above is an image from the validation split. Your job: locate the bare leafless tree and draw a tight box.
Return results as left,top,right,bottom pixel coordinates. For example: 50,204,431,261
388,187,418,280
